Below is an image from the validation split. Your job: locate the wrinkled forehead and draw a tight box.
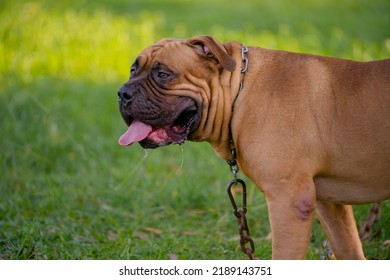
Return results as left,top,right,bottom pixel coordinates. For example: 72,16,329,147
136,39,197,69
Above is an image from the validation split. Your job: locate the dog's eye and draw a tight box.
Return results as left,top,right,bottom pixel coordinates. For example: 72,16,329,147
157,71,170,79
130,66,136,76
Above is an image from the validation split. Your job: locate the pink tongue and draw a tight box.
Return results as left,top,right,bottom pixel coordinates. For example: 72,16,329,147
118,120,153,146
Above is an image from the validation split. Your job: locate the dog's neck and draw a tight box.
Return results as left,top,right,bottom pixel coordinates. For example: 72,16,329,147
209,43,249,161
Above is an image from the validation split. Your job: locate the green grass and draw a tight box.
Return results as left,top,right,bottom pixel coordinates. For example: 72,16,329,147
0,0,389,260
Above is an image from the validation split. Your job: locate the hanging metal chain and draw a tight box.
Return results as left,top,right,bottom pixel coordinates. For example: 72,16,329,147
359,202,382,241
225,44,255,260
226,149,256,260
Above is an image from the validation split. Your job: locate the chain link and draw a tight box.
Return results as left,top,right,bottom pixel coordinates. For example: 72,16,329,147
359,202,382,241
240,45,249,73
227,178,256,259
237,44,249,96
226,148,256,260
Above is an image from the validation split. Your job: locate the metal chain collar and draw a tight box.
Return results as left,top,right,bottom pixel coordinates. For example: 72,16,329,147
234,44,248,108
226,44,255,260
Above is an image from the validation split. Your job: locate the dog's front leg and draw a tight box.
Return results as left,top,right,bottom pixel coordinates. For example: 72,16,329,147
263,176,317,259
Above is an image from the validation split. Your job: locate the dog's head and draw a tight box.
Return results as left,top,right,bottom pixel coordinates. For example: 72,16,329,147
118,36,236,149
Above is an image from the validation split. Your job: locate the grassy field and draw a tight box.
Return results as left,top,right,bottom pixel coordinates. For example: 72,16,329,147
0,0,389,260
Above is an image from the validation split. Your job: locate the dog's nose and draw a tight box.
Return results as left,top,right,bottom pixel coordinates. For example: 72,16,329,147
117,86,132,104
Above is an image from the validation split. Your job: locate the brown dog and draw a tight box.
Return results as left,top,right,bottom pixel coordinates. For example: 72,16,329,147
117,35,390,259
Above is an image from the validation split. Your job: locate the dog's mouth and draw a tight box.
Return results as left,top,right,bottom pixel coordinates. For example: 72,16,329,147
118,106,198,149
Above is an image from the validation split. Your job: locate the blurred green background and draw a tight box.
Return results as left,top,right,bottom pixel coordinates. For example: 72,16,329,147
0,0,389,259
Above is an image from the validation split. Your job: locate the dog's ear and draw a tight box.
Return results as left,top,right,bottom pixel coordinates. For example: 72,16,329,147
188,35,236,72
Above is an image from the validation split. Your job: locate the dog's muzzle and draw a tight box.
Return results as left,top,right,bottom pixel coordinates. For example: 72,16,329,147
117,83,199,149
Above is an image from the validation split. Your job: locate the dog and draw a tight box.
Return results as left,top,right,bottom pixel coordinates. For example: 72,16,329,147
117,35,390,259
